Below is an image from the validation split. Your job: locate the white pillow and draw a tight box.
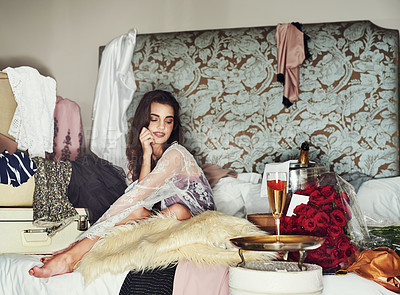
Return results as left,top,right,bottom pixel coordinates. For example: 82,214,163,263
357,176,400,227
212,173,270,218
237,173,270,215
212,177,247,218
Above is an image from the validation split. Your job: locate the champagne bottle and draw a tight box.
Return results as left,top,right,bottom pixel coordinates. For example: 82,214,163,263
297,141,310,165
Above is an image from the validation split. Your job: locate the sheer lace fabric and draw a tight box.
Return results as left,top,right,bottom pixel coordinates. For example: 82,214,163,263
78,143,215,240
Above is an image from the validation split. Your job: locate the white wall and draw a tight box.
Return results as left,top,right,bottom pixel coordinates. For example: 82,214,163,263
1,0,399,146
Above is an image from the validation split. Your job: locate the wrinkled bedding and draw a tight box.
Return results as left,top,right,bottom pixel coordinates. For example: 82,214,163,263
0,253,397,295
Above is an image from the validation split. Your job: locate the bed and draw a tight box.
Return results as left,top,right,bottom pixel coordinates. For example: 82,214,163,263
1,20,400,295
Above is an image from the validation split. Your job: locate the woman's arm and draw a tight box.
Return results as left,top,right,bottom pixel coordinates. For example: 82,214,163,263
97,145,187,221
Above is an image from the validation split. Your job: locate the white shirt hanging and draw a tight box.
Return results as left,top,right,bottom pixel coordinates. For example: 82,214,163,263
90,29,137,172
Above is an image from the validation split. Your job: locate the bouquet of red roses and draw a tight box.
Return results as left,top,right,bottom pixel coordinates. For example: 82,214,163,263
280,172,369,272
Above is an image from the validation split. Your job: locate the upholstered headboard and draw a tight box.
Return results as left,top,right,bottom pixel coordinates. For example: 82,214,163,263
127,20,399,178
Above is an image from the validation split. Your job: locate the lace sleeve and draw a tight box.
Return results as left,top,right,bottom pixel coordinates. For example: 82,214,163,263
78,143,200,240
103,145,188,215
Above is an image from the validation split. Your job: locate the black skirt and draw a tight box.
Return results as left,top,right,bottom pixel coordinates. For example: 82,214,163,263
68,155,127,224
119,265,177,295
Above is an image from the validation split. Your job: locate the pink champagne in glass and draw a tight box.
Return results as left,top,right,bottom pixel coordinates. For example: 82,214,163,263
266,172,287,242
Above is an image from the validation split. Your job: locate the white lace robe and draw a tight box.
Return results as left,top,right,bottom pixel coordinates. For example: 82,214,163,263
79,143,215,240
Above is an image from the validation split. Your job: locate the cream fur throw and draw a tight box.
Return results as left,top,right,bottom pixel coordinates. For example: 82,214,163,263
77,211,277,283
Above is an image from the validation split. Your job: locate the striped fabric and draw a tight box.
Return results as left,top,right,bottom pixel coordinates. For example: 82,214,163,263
0,150,36,187
119,265,177,295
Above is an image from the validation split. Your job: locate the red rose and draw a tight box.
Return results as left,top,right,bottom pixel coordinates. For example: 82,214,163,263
309,190,332,206
331,209,347,227
301,184,317,195
310,190,322,198
314,226,328,237
297,215,306,231
324,236,336,247
293,203,308,215
303,218,316,231
315,244,327,255
334,194,344,207
331,248,342,260
325,247,334,257
320,185,335,197
305,206,318,218
314,211,330,228
327,225,343,238
281,216,295,234
343,244,356,258
280,215,290,224
321,203,334,213
336,233,351,251
281,216,302,234
326,192,336,203
306,252,320,263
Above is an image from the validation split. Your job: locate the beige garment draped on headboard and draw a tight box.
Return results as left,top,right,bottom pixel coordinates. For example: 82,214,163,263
0,72,17,140
0,72,18,154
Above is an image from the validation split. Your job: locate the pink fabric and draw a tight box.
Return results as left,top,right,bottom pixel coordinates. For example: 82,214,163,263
46,96,85,161
275,23,307,105
173,261,229,295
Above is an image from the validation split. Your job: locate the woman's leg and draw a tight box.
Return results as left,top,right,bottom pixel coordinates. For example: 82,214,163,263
161,203,192,220
115,206,151,225
29,207,152,278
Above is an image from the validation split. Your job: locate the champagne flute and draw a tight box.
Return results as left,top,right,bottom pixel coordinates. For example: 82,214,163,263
266,172,288,242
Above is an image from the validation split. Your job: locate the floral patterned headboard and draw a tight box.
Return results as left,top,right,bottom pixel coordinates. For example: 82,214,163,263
127,20,399,178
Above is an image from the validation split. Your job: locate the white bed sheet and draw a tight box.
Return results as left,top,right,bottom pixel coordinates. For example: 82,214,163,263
322,272,396,295
0,254,396,295
0,254,127,295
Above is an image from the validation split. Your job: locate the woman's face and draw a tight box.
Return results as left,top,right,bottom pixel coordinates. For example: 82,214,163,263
147,102,175,145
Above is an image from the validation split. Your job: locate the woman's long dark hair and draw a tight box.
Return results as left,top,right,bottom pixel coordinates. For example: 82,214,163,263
126,90,182,181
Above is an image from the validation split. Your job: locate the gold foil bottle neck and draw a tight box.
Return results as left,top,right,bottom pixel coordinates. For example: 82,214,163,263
298,141,310,165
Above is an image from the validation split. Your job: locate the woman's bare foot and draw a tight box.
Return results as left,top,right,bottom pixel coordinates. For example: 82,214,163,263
29,238,97,278
38,241,80,264
29,252,76,278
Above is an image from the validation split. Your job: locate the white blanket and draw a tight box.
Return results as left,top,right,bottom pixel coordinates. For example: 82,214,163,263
0,254,127,295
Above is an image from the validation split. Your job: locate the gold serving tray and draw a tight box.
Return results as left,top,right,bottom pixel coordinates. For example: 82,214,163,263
230,235,325,252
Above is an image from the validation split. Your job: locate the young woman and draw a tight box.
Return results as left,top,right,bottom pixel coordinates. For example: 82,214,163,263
29,90,215,278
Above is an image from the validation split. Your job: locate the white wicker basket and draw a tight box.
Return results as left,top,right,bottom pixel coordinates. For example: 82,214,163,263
229,261,323,295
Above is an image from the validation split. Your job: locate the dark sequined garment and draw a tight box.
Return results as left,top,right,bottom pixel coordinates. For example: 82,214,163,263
32,157,77,236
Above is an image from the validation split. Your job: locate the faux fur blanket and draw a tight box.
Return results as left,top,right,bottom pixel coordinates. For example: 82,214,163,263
77,211,277,283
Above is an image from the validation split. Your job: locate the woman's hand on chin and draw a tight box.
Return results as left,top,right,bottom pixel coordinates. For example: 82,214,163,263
139,127,155,158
